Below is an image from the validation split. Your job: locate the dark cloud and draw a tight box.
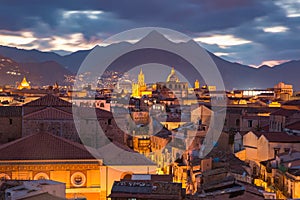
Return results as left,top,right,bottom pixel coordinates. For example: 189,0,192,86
0,0,277,34
0,0,299,65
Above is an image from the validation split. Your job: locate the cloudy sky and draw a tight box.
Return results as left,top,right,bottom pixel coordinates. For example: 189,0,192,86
0,0,299,67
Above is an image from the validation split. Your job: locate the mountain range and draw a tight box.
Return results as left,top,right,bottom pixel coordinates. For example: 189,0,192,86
0,31,299,90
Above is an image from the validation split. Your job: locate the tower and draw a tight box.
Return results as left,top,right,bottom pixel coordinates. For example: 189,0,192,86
194,79,200,89
138,68,145,87
132,82,140,98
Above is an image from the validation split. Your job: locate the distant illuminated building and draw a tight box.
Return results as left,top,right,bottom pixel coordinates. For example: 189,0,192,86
194,79,200,89
156,67,188,98
242,89,274,97
166,67,180,82
17,76,31,90
274,82,293,100
268,101,281,107
131,68,152,98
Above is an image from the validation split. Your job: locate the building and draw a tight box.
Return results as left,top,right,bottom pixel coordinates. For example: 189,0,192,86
0,132,157,199
21,94,126,147
1,179,65,200
194,80,200,89
274,82,293,100
269,108,300,132
109,174,184,200
131,69,151,98
236,131,300,177
258,151,300,199
0,133,103,199
156,67,189,99
0,106,22,144
17,77,31,90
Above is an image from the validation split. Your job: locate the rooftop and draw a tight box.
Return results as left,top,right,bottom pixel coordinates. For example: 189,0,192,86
258,132,300,143
0,133,100,161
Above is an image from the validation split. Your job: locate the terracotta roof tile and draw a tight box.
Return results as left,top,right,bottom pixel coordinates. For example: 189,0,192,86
259,132,300,143
24,107,73,120
0,133,99,160
270,108,299,117
285,121,300,131
24,94,72,107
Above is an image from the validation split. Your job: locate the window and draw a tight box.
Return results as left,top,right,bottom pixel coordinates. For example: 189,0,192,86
34,172,49,180
71,172,86,187
108,118,112,125
100,102,105,107
248,120,253,128
274,148,280,157
235,119,240,127
9,119,12,125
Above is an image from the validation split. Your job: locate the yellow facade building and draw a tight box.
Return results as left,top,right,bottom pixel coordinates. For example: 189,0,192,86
0,132,157,199
194,79,200,89
131,68,151,98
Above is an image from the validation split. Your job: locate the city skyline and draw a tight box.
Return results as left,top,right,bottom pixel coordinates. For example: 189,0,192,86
1,1,300,199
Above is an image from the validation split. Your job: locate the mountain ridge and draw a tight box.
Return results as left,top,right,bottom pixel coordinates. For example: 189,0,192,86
0,32,299,90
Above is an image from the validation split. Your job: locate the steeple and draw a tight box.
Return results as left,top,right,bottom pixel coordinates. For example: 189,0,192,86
138,68,145,87
194,79,200,89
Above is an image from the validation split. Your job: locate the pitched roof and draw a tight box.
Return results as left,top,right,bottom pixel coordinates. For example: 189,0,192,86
283,100,300,106
247,131,263,137
285,121,300,131
259,132,300,143
23,107,73,120
270,108,299,117
0,133,100,161
24,94,72,107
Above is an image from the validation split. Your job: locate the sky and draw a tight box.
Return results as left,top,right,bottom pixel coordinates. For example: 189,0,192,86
0,0,300,67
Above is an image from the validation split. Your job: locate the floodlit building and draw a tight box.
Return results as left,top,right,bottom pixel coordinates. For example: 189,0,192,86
0,133,157,199
156,67,189,98
17,77,31,90
274,82,293,100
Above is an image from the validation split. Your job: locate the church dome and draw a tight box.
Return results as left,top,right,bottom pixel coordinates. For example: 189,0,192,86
17,76,31,90
166,67,180,82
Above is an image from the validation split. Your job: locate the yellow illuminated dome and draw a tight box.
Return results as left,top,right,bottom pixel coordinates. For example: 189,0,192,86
166,67,180,82
17,76,31,90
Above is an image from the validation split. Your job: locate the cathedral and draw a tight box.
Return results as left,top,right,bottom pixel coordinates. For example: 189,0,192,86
131,68,151,98
131,67,200,98
157,67,189,98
